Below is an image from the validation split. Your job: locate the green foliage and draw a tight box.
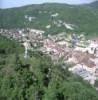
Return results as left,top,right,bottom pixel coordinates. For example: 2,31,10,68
0,3,98,37
0,36,23,55
94,79,98,88
0,36,98,100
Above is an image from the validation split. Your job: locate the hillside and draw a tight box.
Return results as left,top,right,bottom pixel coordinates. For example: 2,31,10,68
0,2,98,36
0,36,98,100
87,1,98,8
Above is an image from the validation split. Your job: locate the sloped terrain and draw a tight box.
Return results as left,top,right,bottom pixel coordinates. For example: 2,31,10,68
0,36,98,100
0,2,98,36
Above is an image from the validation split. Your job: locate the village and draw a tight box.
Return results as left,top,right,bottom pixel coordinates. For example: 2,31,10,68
0,28,98,87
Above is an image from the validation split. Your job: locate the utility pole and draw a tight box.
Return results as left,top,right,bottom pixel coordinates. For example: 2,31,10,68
24,41,29,58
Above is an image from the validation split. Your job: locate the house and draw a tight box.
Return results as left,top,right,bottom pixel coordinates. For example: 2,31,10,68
44,39,67,58
69,64,96,85
67,50,96,72
51,13,59,17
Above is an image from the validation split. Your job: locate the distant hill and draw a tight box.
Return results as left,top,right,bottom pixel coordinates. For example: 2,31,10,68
0,2,98,36
88,1,98,8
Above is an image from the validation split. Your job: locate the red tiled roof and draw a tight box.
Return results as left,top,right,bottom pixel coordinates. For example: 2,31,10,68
73,51,96,68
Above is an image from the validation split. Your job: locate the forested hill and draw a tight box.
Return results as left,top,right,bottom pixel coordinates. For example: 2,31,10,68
0,36,98,100
0,1,98,36
87,1,98,8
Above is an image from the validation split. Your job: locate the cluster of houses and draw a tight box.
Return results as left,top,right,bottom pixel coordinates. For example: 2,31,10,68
0,28,45,48
0,28,98,86
43,33,98,85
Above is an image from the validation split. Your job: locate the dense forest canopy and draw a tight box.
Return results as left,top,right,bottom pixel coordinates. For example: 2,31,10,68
0,36,98,100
